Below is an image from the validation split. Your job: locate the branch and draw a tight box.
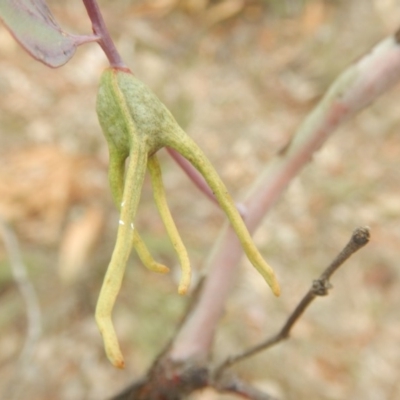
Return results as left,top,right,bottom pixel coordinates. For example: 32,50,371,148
215,372,278,400
166,147,248,217
168,28,400,362
0,219,42,399
166,147,218,205
82,0,126,68
215,227,370,374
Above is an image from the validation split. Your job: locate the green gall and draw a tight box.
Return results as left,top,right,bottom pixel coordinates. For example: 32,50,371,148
95,67,280,368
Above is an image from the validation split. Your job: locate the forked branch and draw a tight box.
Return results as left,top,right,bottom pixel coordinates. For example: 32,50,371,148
169,27,400,363
216,373,279,400
112,227,370,400
215,227,370,376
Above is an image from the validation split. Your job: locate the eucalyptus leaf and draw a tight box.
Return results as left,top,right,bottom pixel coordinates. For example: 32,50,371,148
0,0,93,67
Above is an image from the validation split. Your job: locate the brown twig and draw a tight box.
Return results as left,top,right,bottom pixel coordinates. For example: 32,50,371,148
215,372,278,400
215,227,370,375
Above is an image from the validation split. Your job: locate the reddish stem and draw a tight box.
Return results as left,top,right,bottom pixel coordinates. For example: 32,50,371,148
82,0,126,68
166,147,218,205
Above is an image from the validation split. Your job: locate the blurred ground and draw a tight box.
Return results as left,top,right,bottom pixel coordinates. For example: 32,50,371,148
1,0,400,399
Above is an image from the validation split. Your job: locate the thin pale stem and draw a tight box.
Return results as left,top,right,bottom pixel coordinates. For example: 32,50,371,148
148,154,191,295
95,141,147,369
132,230,169,274
107,150,125,208
107,151,166,274
165,130,280,296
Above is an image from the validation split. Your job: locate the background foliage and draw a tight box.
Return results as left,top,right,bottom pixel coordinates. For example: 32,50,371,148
0,1,400,399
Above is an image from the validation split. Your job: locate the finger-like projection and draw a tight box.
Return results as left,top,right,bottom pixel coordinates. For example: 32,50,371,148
96,67,280,368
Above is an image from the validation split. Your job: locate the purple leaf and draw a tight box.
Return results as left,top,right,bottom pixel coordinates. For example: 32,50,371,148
0,0,97,68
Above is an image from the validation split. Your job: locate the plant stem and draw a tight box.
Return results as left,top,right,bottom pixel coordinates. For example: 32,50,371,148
215,227,370,373
82,0,126,68
215,374,279,400
169,30,400,363
166,147,218,205
166,147,247,217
